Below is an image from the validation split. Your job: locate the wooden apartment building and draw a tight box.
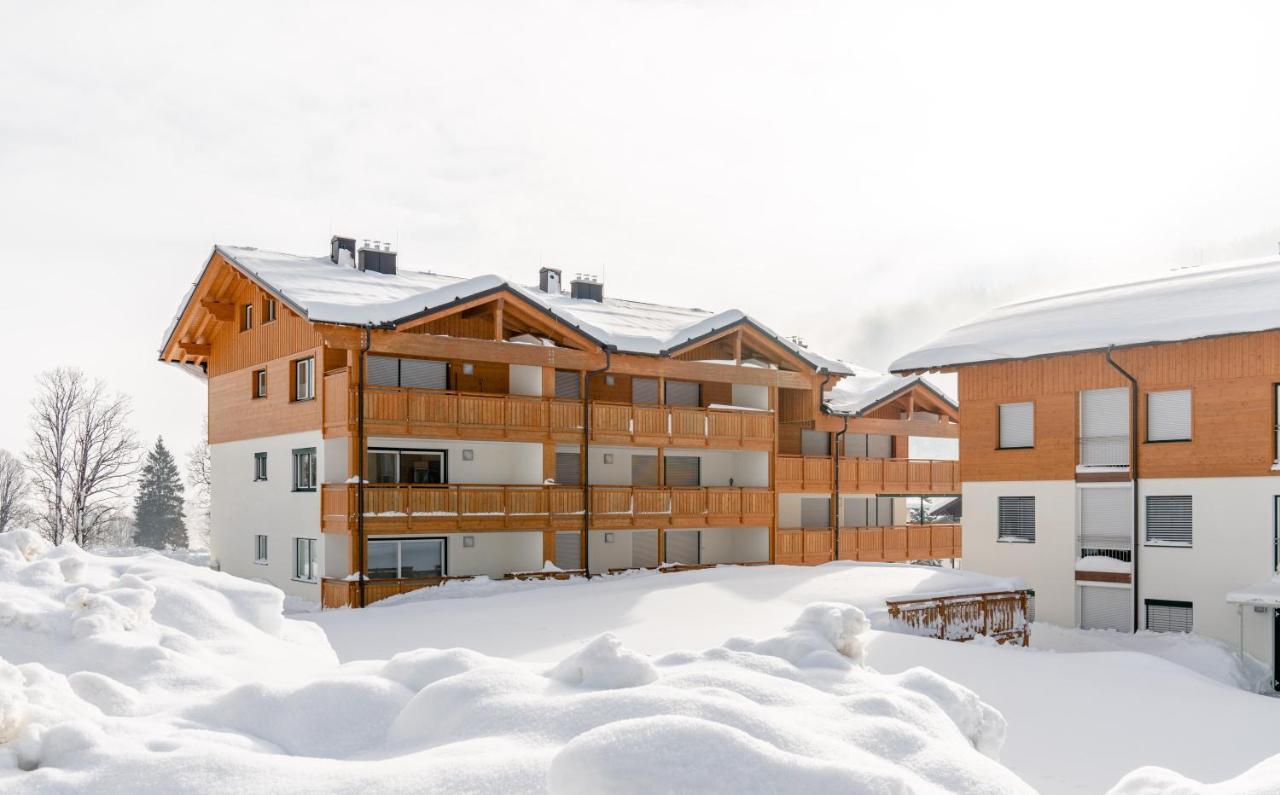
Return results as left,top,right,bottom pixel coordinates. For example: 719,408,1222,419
161,236,960,607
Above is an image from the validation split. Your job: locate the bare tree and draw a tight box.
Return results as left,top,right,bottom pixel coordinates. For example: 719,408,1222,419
28,368,140,546
186,416,211,516
0,449,31,532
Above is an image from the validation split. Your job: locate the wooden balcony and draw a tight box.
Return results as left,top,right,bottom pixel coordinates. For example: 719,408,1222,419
323,372,774,449
775,456,960,494
774,524,962,565
321,483,774,534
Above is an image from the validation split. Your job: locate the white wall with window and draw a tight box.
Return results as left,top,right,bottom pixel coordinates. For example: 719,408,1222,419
365,437,543,485
582,446,769,488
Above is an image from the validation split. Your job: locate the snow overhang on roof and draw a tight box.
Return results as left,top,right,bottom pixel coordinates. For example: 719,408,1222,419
197,244,850,372
822,364,958,417
888,256,1280,374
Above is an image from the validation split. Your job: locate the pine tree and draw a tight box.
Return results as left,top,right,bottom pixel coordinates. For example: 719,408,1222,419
133,437,188,549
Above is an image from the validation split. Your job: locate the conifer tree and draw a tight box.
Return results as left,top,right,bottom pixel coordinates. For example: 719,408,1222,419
133,437,187,549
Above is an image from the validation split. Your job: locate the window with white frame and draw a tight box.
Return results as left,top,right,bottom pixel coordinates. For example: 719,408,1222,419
292,448,317,492
252,369,267,399
1147,389,1191,442
997,496,1035,542
1145,495,1192,546
254,534,268,563
294,357,315,401
254,452,267,481
998,402,1034,449
367,537,445,580
293,537,316,581
240,303,253,332
264,297,277,322
1145,599,1192,633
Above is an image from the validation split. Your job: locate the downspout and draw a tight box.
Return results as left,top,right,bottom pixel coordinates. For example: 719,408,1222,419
1105,345,1140,633
356,324,372,608
815,370,837,557
581,347,613,578
833,413,849,560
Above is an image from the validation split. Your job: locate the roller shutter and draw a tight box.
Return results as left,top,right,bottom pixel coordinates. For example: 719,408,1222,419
664,456,701,487
400,358,448,390
1145,495,1192,546
554,532,582,570
801,430,830,456
998,402,1034,449
631,455,659,486
665,380,701,407
632,378,660,405
555,452,581,485
866,434,892,459
997,496,1035,542
664,530,700,564
1146,600,1193,633
1079,487,1132,549
366,355,400,387
845,434,868,457
632,531,659,568
1080,388,1129,466
1080,585,1131,632
554,370,581,399
843,497,868,527
801,497,831,529
1147,390,1191,442
875,496,894,526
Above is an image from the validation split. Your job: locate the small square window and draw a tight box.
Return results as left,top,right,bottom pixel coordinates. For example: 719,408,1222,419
254,452,268,481
254,534,268,563
252,369,267,399
264,297,277,323
240,303,253,332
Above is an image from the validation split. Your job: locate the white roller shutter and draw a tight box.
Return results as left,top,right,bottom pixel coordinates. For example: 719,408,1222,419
632,378,660,404
665,380,701,407
801,497,831,529
1080,388,1129,466
1079,487,1132,549
366,355,400,387
555,452,581,485
632,531,659,568
400,358,448,390
554,370,581,399
801,430,830,456
998,403,1034,449
1080,585,1131,632
631,455,659,486
664,530,700,564
1147,390,1191,442
664,456,701,487
1145,495,1192,546
554,532,582,570
1146,600,1193,633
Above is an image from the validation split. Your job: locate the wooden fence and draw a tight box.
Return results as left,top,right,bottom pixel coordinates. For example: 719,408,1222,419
885,590,1031,646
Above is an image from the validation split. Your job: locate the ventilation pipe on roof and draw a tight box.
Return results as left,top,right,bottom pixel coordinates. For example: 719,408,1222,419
357,240,398,275
331,236,357,267
539,267,563,294
570,274,604,302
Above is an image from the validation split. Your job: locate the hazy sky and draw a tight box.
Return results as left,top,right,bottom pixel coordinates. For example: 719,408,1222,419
3,0,1280,466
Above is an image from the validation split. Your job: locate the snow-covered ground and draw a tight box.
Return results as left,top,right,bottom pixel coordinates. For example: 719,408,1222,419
5,530,1280,793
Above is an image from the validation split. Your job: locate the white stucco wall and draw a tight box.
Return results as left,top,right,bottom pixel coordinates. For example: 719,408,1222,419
366,437,543,484
445,531,543,577
582,446,767,487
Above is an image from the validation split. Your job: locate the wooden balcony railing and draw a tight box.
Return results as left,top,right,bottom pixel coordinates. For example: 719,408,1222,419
774,524,962,565
886,590,1030,646
775,456,960,494
321,483,774,532
323,376,775,448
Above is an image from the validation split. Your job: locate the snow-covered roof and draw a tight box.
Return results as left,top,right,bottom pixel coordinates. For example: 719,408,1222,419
889,256,1280,373
822,363,957,416
213,245,851,374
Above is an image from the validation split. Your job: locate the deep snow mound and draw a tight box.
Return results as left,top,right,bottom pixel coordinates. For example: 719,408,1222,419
0,530,1029,793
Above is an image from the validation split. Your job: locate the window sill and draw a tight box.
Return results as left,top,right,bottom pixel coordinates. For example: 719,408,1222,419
292,397,316,403
254,478,268,483
1144,438,1191,445
996,446,1034,451
292,577,318,584
1144,542,1192,549
292,488,317,493
996,537,1035,544
253,560,269,566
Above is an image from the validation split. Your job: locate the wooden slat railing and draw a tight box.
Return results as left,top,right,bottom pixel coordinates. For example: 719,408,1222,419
320,575,476,609
775,456,959,493
886,590,1030,646
774,524,961,565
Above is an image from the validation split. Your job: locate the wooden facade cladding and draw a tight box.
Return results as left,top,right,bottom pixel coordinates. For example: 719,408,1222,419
774,525,962,565
958,330,1280,482
775,456,960,494
209,348,325,444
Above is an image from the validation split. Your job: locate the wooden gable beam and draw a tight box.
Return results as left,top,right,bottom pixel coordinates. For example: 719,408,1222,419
395,289,598,352
844,415,959,439
180,341,211,357
200,299,236,321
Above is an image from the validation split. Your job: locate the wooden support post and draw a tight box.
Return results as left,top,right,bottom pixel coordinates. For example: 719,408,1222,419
494,297,505,341
733,330,743,365
542,530,556,566
657,527,666,565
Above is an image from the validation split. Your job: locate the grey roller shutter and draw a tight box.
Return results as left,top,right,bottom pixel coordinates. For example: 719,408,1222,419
665,380,701,407
366,355,400,387
844,433,868,458
554,532,581,570
555,452,581,485
554,370,581,399
843,497,869,527
400,359,448,390
801,430,830,456
632,377,660,405
664,530,700,564
998,402,1034,449
875,496,894,526
1146,600,1193,633
631,454,659,486
997,496,1035,542
867,434,892,459
664,456,700,487
632,531,659,568
1080,388,1129,466
1079,487,1132,549
1080,586,1131,632
1145,495,1192,546
1147,390,1191,442
801,497,831,529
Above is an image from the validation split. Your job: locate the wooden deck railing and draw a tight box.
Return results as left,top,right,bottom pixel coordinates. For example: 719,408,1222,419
325,380,774,447
886,590,1030,646
774,524,961,565
320,575,476,609
776,456,959,494
321,483,774,532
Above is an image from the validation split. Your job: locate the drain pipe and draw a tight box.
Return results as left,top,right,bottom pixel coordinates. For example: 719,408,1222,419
581,347,613,578
833,413,849,560
815,369,837,556
1105,345,1140,633
356,324,372,608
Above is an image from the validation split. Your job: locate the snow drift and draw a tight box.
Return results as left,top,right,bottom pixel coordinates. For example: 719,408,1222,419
0,530,1030,793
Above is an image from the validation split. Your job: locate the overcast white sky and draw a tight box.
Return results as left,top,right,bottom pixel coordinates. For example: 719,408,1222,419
3,0,1280,467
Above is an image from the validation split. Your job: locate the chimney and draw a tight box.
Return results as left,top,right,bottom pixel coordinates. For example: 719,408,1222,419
331,235,356,267
357,240,397,275
539,267,563,294
570,273,604,302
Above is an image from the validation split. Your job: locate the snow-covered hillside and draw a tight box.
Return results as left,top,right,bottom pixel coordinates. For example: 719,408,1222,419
0,530,1028,793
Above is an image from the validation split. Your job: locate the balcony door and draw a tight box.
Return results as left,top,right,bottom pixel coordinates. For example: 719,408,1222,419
368,537,445,580
367,448,446,484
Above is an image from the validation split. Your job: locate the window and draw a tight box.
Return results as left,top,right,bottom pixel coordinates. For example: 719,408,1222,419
1146,495,1192,546
664,455,701,487
252,369,267,399
254,534,268,563
554,370,581,399
665,380,701,407
254,452,268,481
292,448,317,491
263,297,277,322
1147,389,1191,442
366,355,448,389
800,497,831,529
845,433,893,459
998,496,1035,542
294,357,315,401
240,303,253,332
366,449,445,484
1080,387,1129,466
1078,486,1131,558
998,402,1034,449
367,537,445,580
1146,599,1193,633
801,430,830,456
293,537,317,581
842,496,894,527
554,451,581,485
